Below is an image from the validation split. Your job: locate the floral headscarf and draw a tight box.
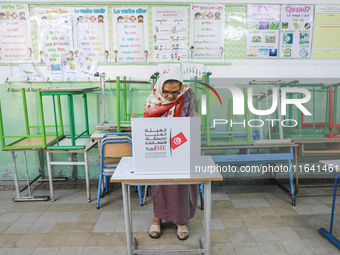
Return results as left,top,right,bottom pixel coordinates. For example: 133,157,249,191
144,66,191,117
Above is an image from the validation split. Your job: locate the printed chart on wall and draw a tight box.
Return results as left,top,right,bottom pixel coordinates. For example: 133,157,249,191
313,5,340,59
246,4,280,58
0,3,32,61
112,7,148,63
72,7,109,62
36,7,73,63
280,5,314,59
152,7,188,62
190,4,225,60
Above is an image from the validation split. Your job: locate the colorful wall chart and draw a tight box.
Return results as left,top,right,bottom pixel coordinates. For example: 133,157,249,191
313,5,340,58
190,4,225,60
112,7,148,63
62,57,79,81
246,4,280,58
46,57,63,81
72,7,109,62
279,5,314,59
36,7,73,63
0,3,32,61
152,7,188,62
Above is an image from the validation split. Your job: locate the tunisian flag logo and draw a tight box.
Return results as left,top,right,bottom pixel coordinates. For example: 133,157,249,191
171,132,187,150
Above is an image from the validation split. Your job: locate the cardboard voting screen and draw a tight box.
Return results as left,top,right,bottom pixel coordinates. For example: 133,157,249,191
131,117,201,175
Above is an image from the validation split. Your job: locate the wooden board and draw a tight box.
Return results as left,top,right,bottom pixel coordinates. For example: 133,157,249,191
2,136,59,151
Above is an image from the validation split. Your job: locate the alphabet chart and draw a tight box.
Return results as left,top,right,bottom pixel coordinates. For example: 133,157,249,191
36,7,73,63
280,5,314,59
190,4,225,60
152,7,188,62
0,3,32,61
112,7,148,63
246,4,280,59
72,7,109,62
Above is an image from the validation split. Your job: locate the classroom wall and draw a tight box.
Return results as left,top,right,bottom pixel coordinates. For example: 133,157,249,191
1,0,339,181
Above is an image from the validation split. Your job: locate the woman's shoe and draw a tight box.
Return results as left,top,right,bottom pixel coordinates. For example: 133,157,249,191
149,223,161,239
176,225,189,240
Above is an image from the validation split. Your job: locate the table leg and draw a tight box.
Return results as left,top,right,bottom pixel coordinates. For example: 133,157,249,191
23,151,32,197
67,95,76,147
288,156,296,206
46,152,55,202
122,183,133,255
204,181,211,255
11,151,20,199
84,151,91,202
83,94,90,136
319,175,340,249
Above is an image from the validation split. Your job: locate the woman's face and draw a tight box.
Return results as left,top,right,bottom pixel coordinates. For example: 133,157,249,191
162,82,181,102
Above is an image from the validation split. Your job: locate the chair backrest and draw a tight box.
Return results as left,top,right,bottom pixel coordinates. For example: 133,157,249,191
102,139,132,158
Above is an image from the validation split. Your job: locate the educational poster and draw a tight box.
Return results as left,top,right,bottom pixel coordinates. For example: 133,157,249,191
181,63,204,80
158,64,180,75
190,4,225,60
246,4,280,58
112,7,148,63
19,64,45,81
152,7,188,62
45,57,63,81
62,57,79,81
0,3,32,61
313,5,340,58
279,5,314,59
72,7,109,62
79,56,98,80
36,7,73,63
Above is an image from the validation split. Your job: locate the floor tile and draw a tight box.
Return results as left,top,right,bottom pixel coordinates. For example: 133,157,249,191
303,238,340,254
231,200,252,209
82,246,110,255
280,240,314,255
15,234,45,248
242,216,267,228
36,212,62,223
270,227,300,240
26,222,54,234
222,218,246,229
0,213,23,223
211,243,236,255
256,240,288,255
249,199,270,208
57,212,81,222
4,222,33,234
232,242,262,255
6,248,35,255
56,247,85,255
226,229,254,243
291,226,327,239
17,213,43,223
0,248,10,255
31,247,60,255
249,228,276,241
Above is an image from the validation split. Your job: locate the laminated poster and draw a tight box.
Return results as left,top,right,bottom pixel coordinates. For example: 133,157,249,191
190,4,225,60
246,4,280,59
36,7,73,63
157,64,180,75
152,7,188,62
79,56,98,81
279,5,314,59
313,5,340,59
112,7,148,63
181,63,204,80
45,57,63,81
62,57,79,81
0,3,32,61
72,7,109,62
19,63,45,81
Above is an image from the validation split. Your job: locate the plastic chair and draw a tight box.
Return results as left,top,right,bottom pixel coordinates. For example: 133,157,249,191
97,133,143,209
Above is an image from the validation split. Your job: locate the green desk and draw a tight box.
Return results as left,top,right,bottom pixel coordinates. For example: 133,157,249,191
40,87,98,150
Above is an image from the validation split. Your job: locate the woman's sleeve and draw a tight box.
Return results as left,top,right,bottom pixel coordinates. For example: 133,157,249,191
186,89,198,117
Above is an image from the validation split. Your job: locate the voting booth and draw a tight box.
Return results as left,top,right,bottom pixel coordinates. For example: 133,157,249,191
131,117,201,175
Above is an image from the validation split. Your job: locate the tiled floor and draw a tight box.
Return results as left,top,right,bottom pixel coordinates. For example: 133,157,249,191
1,181,340,255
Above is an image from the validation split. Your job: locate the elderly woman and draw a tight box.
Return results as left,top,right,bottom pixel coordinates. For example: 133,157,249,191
143,66,198,240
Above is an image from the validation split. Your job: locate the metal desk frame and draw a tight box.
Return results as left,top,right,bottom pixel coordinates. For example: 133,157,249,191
46,137,97,202
201,143,299,206
111,156,222,255
319,160,340,249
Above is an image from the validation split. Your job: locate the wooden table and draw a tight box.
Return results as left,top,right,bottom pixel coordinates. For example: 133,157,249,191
111,156,222,255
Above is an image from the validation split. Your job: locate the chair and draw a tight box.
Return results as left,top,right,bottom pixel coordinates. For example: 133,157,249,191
97,133,143,209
